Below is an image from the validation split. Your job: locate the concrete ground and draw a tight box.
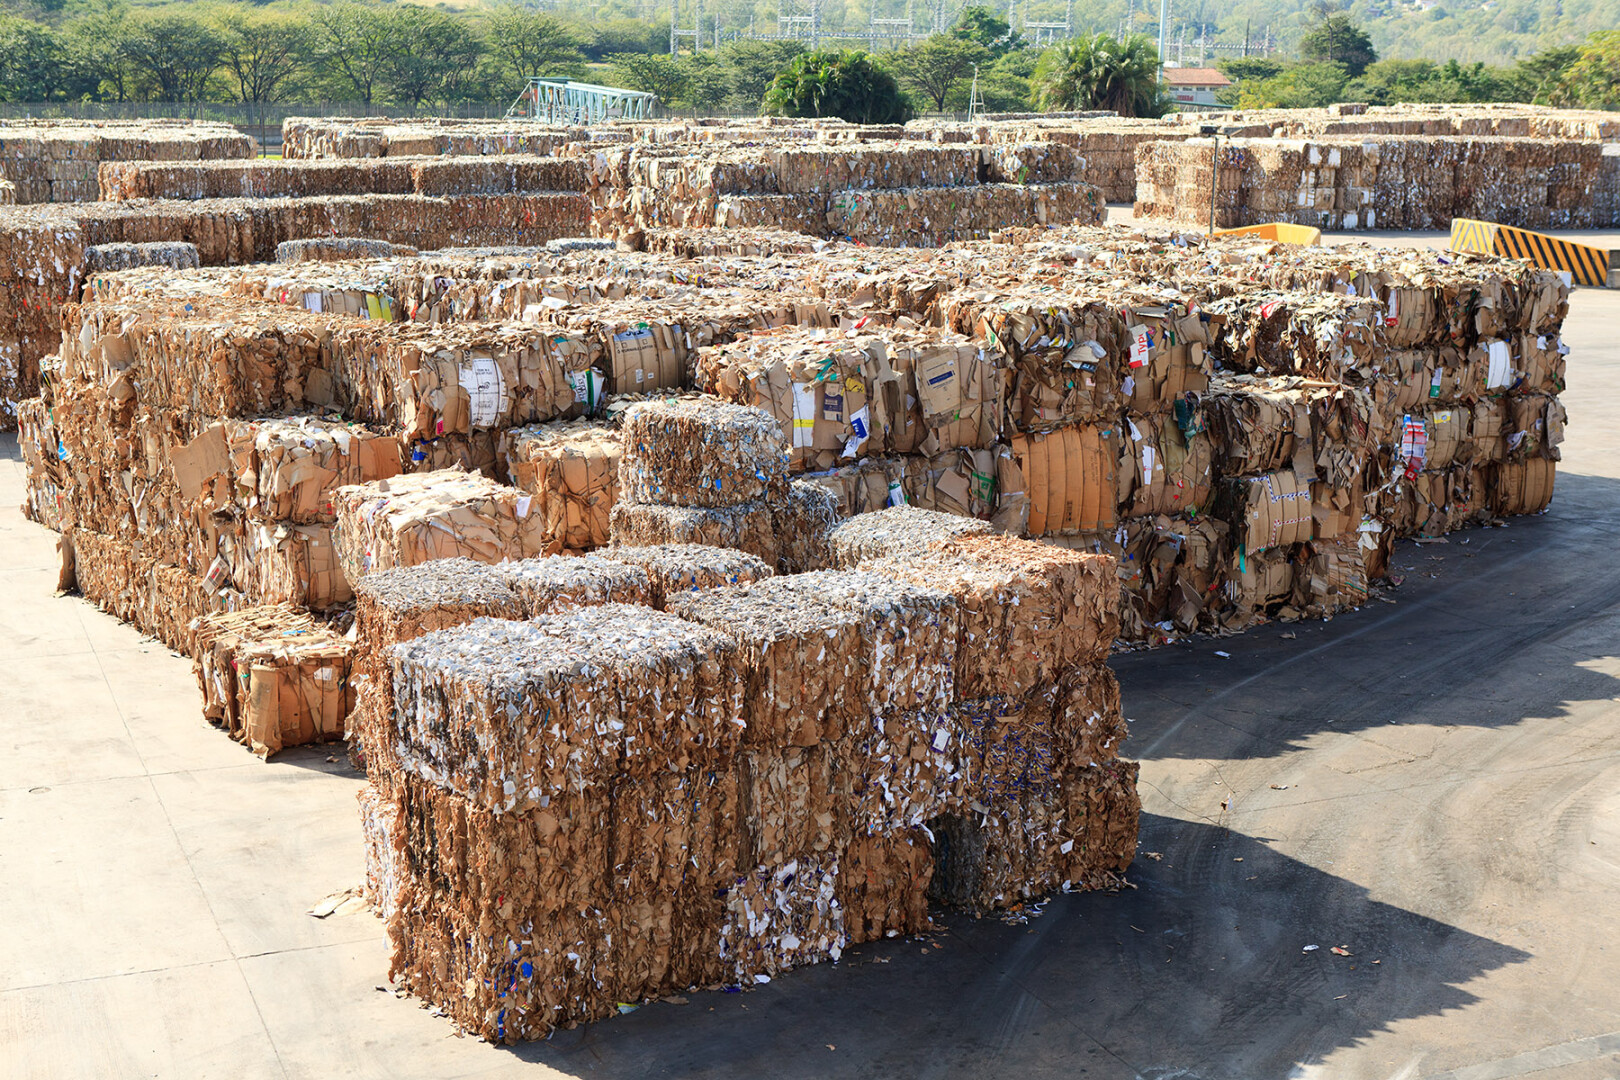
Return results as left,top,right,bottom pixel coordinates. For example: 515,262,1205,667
3,233,1619,1080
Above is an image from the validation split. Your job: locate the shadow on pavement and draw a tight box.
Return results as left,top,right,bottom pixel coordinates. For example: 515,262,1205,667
511,813,1527,1079
1112,472,1620,762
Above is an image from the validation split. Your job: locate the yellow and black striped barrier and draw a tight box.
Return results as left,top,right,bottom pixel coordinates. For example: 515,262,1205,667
1450,217,1615,288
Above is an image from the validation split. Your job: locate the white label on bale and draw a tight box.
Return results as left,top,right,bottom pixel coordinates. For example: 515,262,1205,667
791,382,817,448
459,356,505,428
1128,325,1151,368
1486,340,1512,389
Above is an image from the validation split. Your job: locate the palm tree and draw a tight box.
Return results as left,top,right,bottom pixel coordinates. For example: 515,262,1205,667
1033,33,1166,117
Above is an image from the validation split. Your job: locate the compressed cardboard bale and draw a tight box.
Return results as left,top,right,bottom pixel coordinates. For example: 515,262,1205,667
234,520,350,611
191,604,353,758
608,501,777,565
1118,411,1213,518
1215,470,1314,554
717,855,845,984
843,707,965,835
331,319,601,440
225,416,403,523
788,569,959,716
358,779,403,921
695,324,1000,471
1050,758,1142,888
390,608,744,811
858,446,1021,531
1491,458,1556,516
1216,546,1296,629
350,557,525,774
1010,423,1120,537
331,468,547,582
1506,393,1567,461
1296,537,1371,617
496,553,653,615
863,534,1118,701
504,419,621,553
596,543,773,608
83,241,199,274
836,830,934,944
618,399,789,508
278,237,418,263
770,479,836,574
928,756,1139,912
385,776,618,1042
1114,514,1232,640
826,505,993,569
667,579,866,748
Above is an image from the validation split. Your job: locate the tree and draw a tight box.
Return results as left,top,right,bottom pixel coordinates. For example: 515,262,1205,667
1217,57,1285,84
383,7,482,109
609,52,689,105
586,19,665,62
719,39,805,111
980,46,1038,112
763,49,913,124
1554,31,1620,110
681,55,732,114
896,35,987,112
312,2,394,107
0,16,90,102
65,0,136,103
484,3,584,92
1033,34,1165,117
120,10,225,105
952,5,1023,58
1236,61,1347,108
1300,12,1377,78
214,8,311,106
1511,46,1579,105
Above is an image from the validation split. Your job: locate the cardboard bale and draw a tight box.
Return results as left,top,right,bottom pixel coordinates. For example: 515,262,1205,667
504,419,621,553
233,520,350,611
1216,545,1296,629
717,856,845,983
1118,411,1213,518
228,416,403,523
278,237,416,263
331,320,602,440
826,505,993,568
863,534,1118,701
794,569,960,716
843,709,965,837
1215,470,1314,554
733,744,850,871
358,779,403,920
835,830,934,944
618,399,789,508
826,182,1104,247
332,468,548,582
696,325,1001,471
927,759,1139,912
1506,392,1567,461
390,608,744,811
191,604,353,758
770,479,837,574
496,553,654,614
384,773,617,1041
350,557,525,774
1491,458,1556,516
596,543,772,609
1011,423,1120,537
83,241,199,274
1296,536,1371,617
608,501,777,564
665,580,866,748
